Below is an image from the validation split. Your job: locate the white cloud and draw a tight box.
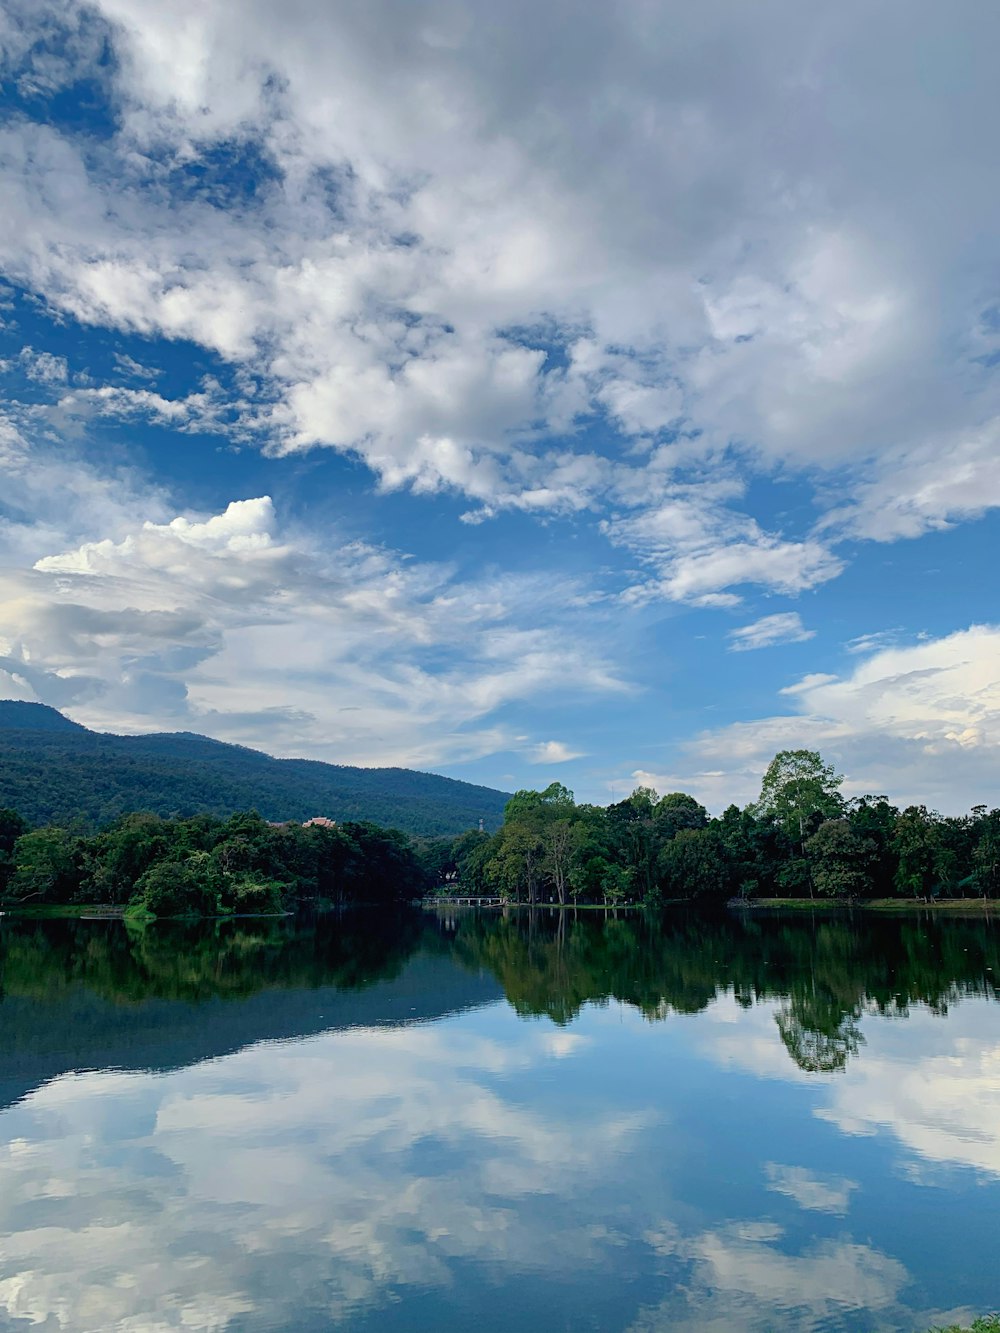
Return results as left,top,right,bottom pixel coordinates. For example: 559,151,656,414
18,345,68,383
622,624,1000,812
0,492,628,767
604,493,842,607
0,0,996,600
728,612,814,652
527,740,585,765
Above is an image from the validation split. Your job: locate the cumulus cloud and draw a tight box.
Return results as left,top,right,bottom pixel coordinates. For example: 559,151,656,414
728,612,815,652
605,493,842,607
0,492,628,767
0,0,996,602
622,624,1000,812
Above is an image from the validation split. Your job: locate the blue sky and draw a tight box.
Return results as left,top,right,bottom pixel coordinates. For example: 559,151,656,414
1,0,998,811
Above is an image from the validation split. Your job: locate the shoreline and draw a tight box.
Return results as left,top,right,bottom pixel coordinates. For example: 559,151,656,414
731,896,999,915
4,897,998,923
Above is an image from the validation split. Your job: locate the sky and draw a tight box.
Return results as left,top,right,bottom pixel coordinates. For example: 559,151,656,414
0,0,998,813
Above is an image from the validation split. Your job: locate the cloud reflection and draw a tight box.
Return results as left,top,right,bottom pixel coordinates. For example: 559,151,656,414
0,1022,652,1330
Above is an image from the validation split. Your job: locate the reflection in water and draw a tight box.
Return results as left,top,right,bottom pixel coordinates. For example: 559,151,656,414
0,909,998,1332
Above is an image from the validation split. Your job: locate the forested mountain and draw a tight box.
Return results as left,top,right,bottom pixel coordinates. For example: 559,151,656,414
0,702,508,835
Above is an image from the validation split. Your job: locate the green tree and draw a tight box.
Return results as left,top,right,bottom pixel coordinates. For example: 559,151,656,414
658,827,729,900
541,818,575,905
892,806,941,899
805,819,876,898
488,824,545,903
972,809,1000,897
654,792,709,840
607,787,662,902
132,857,220,917
0,808,28,893
8,828,80,904
755,750,844,895
846,796,899,896
86,813,171,903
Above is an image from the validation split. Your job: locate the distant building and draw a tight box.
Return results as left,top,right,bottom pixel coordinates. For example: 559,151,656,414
302,816,337,828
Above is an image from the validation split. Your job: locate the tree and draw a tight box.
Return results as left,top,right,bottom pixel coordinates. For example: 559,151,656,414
755,750,844,895
489,824,545,903
606,787,661,902
658,827,729,900
892,806,941,899
972,809,1000,897
87,813,171,903
132,857,220,917
846,796,899,897
654,793,709,840
503,782,574,825
0,808,28,893
8,827,80,904
541,818,575,905
805,819,876,898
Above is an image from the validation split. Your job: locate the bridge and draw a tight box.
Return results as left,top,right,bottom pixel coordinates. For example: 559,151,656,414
422,896,503,907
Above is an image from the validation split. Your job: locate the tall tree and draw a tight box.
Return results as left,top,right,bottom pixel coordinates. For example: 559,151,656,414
755,750,844,896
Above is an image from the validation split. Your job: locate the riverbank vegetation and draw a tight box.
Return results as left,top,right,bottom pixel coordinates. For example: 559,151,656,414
2,748,999,915
0,809,430,917
436,750,1000,907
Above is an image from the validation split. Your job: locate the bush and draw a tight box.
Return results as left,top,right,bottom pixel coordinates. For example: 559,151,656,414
221,875,286,915
131,859,219,918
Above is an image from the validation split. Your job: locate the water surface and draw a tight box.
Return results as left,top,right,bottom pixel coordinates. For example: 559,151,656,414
0,908,998,1332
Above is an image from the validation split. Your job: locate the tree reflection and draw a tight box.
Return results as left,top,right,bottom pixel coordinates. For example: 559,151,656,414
438,908,999,1072
1,907,998,1074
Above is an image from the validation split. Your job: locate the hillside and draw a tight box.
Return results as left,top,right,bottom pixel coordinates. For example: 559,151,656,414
0,702,509,835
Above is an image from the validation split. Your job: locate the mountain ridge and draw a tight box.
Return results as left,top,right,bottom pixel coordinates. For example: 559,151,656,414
0,701,510,836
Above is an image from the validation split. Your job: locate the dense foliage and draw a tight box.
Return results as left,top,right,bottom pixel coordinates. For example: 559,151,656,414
0,809,434,916
4,737,1000,913
434,751,1000,904
0,702,509,835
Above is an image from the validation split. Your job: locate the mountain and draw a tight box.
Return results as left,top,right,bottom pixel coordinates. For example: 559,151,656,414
0,702,510,835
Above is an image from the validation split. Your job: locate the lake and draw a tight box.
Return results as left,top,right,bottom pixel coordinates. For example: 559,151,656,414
0,907,998,1332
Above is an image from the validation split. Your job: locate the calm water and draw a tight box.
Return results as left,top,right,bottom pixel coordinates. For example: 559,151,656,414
0,908,998,1333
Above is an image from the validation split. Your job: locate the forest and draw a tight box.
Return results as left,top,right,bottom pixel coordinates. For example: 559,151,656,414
0,809,430,917
1,749,999,915
430,749,1000,906
0,701,509,835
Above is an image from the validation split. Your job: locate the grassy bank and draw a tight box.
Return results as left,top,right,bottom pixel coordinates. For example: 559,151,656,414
0,903,293,922
733,897,998,914
0,903,126,919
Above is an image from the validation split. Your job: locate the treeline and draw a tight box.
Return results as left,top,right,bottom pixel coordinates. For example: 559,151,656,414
3,747,999,915
0,809,433,916
428,750,1000,905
